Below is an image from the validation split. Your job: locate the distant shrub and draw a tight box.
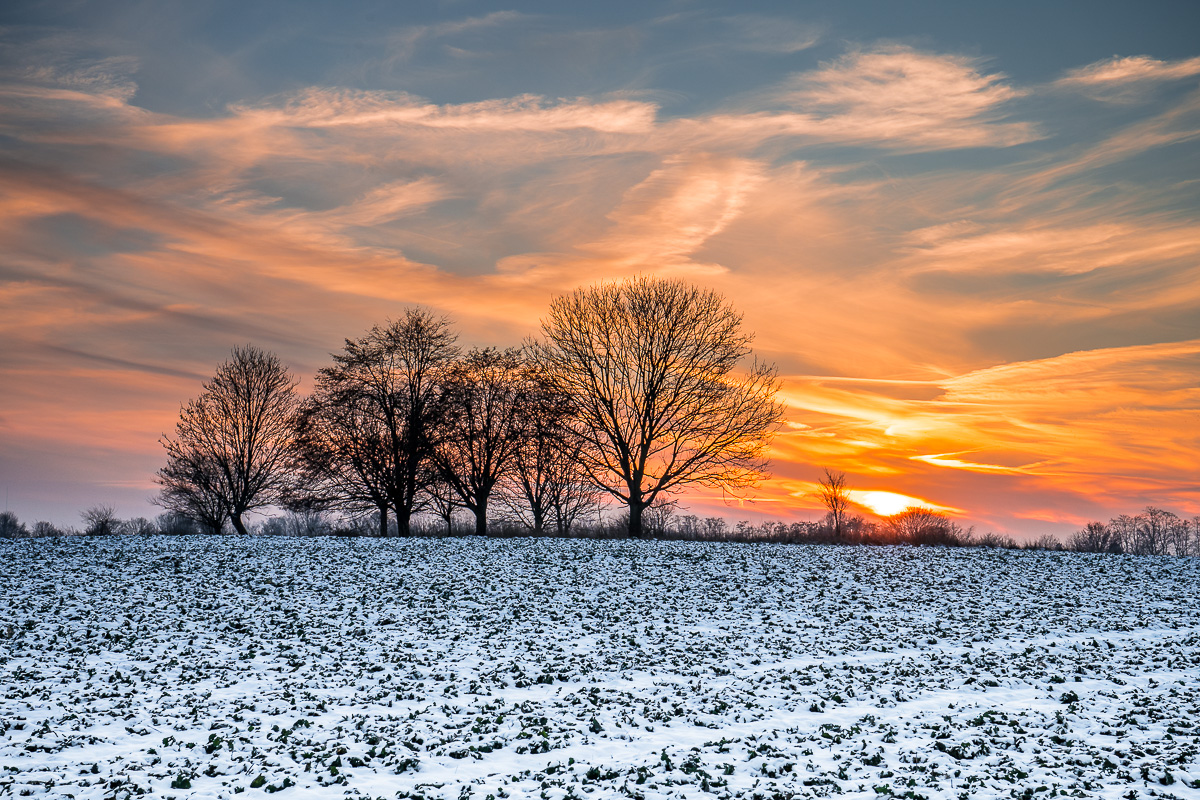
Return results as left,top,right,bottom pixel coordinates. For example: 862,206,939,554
884,508,963,546
122,517,157,536
1023,534,1065,552
256,511,332,537
81,505,121,536
31,520,66,538
0,511,27,539
156,512,202,535
969,531,1018,549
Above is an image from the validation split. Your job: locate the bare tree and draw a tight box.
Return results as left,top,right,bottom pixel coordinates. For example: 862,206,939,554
31,521,65,538
506,367,598,535
1070,521,1122,554
434,347,528,537
1108,513,1140,554
156,452,230,534
642,497,679,538
81,505,120,536
1071,509,1200,557
885,507,958,545
157,345,298,535
290,362,397,537
528,277,782,538
426,477,460,536
548,476,599,536
294,310,458,536
156,512,202,536
1137,506,1179,556
816,468,850,540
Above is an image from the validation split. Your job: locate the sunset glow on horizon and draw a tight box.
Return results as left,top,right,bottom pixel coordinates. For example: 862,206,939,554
1,1,1197,537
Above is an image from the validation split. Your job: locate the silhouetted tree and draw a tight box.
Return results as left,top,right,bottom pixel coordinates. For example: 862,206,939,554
291,362,396,537
123,517,156,536
506,367,598,535
156,452,230,534
435,347,528,537
157,345,298,535
426,477,460,536
816,468,850,540
1136,506,1179,556
1069,520,1123,554
0,511,27,539
155,512,203,536
81,505,120,536
529,277,782,538
294,310,458,536
256,511,330,537
31,521,64,538
642,497,679,538
1108,513,1139,554
1069,508,1200,557
885,507,955,545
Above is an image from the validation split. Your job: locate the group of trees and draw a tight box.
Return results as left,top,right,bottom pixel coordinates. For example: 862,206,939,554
154,277,784,539
1068,507,1200,557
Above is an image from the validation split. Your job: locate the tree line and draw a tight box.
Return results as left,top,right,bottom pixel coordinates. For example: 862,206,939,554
157,277,782,539
4,502,1198,559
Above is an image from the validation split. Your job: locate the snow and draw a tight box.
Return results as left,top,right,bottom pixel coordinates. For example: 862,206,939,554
2,536,1198,799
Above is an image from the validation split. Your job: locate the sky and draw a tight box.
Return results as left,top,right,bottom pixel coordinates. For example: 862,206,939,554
1,0,1198,536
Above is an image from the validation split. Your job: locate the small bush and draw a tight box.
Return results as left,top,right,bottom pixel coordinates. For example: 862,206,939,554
82,505,121,536
0,511,28,539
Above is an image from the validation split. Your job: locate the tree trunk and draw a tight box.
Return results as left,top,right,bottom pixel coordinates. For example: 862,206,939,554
230,512,249,536
396,509,411,537
474,503,488,537
377,503,389,538
627,499,645,539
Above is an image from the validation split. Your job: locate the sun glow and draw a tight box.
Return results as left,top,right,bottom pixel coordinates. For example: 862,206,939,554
849,490,959,518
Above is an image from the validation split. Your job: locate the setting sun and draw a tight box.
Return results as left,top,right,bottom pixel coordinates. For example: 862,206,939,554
848,491,960,518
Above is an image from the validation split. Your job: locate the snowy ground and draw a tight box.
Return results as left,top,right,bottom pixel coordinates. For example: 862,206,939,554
2,537,1198,800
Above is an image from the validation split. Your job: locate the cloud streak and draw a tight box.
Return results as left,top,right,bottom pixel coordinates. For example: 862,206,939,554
766,47,1038,150
1058,55,1200,88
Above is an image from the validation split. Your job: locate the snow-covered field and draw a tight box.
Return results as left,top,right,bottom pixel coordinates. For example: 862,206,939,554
2,537,1198,800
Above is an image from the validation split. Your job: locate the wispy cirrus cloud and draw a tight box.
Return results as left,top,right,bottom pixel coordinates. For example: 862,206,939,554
383,11,529,64
21,55,140,101
719,14,822,54
1058,54,1200,88
1051,54,1200,109
902,218,1200,278
765,47,1038,150
248,89,659,133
